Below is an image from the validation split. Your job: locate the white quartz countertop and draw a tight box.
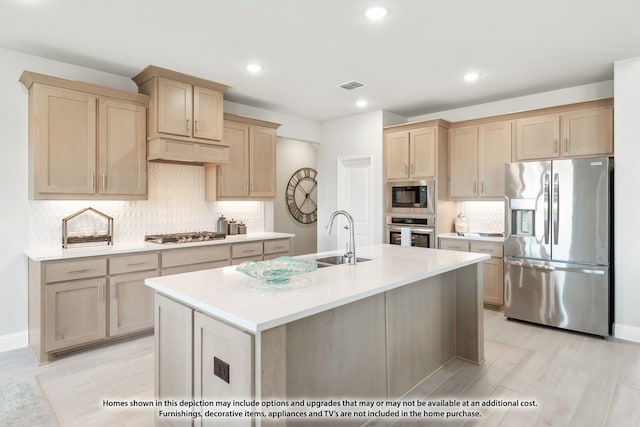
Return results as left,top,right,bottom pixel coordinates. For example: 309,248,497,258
145,244,490,334
25,232,295,261
438,232,504,243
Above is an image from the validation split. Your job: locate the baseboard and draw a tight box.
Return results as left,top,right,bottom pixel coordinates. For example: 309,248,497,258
614,323,640,344
0,330,28,353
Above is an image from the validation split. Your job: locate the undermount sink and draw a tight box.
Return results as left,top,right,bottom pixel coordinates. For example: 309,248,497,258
314,255,372,267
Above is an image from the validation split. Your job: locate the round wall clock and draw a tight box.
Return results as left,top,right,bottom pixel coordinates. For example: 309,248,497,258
286,167,318,224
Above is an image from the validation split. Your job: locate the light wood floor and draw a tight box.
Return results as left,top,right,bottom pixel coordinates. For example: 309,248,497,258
1,310,640,426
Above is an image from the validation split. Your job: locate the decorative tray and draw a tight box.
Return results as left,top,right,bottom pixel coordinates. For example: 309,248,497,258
236,257,318,284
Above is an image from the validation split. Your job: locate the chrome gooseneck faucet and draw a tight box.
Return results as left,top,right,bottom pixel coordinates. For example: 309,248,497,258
325,210,357,265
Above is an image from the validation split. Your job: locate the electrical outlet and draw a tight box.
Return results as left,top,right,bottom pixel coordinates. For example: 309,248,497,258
214,357,230,383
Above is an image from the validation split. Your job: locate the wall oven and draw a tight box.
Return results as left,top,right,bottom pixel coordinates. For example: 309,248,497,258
386,215,435,249
386,180,435,215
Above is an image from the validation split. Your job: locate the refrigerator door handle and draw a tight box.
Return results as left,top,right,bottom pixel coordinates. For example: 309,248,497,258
505,258,606,275
505,258,553,271
543,173,550,244
552,172,559,245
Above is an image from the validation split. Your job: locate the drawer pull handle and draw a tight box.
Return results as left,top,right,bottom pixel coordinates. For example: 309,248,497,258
126,262,148,266
244,250,257,254
69,269,91,274
272,246,284,250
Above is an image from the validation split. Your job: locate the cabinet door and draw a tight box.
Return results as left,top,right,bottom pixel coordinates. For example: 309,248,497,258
45,278,107,352
217,121,250,197
32,85,97,196
515,114,560,160
155,293,193,403
98,99,147,196
481,257,504,306
249,125,277,197
157,77,192,137
385,131,410,180
479,121,512,198
410,127,436,179
194,312,253,427
193,86,223,142
561,107,613,157
449,126,479,199
109,270,156,337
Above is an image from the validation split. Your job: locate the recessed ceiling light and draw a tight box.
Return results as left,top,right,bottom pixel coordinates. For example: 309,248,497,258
246,63,263,73
356,100,368,108
464,72,481,82
365,6,388,21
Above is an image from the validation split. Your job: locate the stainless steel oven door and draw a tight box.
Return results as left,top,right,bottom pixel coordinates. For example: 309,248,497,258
386,180,435,215
387,226,435,248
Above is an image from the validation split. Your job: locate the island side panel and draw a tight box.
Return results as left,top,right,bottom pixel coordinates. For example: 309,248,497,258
454,263,484,364
260,326,286,427
154,293,193,427
284,293,387,405
385,273,456,399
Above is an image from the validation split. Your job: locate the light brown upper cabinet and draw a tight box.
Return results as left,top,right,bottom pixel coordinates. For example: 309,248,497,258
515,104,613,161
385,127,435,180
20,71,149,200
133,65,230,164
205,114,281,200
449,121,512,200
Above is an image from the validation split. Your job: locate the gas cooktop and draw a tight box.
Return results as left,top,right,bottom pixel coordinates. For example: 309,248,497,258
144,231,225,244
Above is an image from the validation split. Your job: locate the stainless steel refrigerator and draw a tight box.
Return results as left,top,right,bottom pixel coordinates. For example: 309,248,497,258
504,157,612,337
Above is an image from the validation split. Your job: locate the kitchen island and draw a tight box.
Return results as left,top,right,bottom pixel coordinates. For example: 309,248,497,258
145,244,489,426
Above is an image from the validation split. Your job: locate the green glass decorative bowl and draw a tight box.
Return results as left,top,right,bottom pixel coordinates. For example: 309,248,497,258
236,256,318,284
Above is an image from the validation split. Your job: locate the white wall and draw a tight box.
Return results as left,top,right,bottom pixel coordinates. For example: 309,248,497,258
409,81,614,123
317,111,384,251
224,101,322,143
274,138,318,255
613,57,640,343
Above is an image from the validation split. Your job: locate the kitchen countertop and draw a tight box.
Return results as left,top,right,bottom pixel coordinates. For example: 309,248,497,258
438,232,504,243
144,244,489,334
24,232,295,261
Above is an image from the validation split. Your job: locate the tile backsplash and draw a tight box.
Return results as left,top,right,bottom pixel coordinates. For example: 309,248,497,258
456,201,505,233
28,163,265,249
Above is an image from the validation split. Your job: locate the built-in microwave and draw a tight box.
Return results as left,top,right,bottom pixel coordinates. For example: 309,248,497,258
386,180,435,215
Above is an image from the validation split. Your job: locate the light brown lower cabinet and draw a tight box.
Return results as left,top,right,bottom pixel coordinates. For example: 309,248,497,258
109,270,155,337
44,277,107,352
439,238,504,307
30,254,159,362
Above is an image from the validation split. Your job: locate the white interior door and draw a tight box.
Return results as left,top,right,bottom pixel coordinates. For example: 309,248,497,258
336,155,374,251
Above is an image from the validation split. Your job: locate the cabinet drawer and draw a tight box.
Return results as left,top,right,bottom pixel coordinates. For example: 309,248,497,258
263,239,291,255
263,252,290,261
231,242,263,259
470,241,503,258
162,260,230,276
231,255,263,265
439,239,470,252
45,258,107,283
162,245,230,268
110,252,159,275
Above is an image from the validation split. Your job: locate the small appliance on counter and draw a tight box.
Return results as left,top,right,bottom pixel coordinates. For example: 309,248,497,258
216,215,228,236
228,219,238,235
454,213,469,235
237,221,247,234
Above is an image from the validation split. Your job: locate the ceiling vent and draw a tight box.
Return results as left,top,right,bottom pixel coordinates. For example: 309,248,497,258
338,80,366,90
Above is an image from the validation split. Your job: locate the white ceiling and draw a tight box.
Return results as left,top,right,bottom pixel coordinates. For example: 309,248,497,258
2,0,640,122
